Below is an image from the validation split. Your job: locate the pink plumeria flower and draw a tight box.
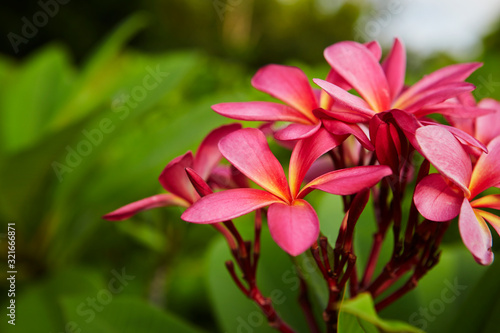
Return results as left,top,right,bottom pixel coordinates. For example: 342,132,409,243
181,128,391,255
213,64,322,141
314,39,481,123
103,124,242,221
414,125,500,265
212,42,381,142
447,93,500,150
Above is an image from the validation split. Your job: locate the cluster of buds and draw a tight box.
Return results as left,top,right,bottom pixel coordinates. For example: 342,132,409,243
104,39,500,332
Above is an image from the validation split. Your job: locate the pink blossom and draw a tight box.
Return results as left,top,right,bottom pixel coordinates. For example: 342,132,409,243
414,125,500,265
182,128,391,255
315,39,482,122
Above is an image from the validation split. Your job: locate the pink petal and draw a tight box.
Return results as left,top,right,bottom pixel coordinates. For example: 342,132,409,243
300,165,392,198
159,152,198,204
368,112,385,144
313,78,376,118
476,209,500,239
193,123,242,179
395,62,482,108
219,128,291,202
391,109,421,134
319,41,382,108
470,137,500,198
321,119,374,150
289,128,344,198
382,38,406,100
396,82,475,113
457,91,477,107
471,194,500,210
415,125,472,196
212,102,312,124
413,174,463,221
371,121,402,173
208,165,249,190
319,70,348,110
186,167,213,197
459,199,493,265
274,122,321,141
475,98,500,145
324,41,391,112
303,156,334,184
103,194,189,221
181,188,281,223
421,122,487,153
364,40,382,60
445,116,475,140
324,69,351,91
267,200,319,256
391,109,422,152
414,103,495,119
317,109,372,123
251,64,318,121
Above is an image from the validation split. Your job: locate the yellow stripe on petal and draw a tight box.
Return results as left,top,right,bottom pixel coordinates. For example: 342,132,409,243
476,209,500,238
471,194,500,210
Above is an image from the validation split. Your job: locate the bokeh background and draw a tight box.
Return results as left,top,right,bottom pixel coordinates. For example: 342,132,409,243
1,1,500,332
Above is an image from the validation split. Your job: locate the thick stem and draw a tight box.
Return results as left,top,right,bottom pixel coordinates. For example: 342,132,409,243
375,276,418,311
361,179,392,289
250,287,297,333
360,233,384,288
349,260,359,297
223,212,296,333
225,261,249,295
339,253,356,289
252,209,262,278
212,223,237,250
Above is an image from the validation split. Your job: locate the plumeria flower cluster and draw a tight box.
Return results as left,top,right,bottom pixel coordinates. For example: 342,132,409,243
104,39,500,332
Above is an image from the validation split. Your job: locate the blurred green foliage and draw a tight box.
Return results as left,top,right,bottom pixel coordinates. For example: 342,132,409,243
0,0,360,68
1,1,500,332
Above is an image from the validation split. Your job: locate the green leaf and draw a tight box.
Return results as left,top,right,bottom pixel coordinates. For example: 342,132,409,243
45,51,202,265
115,220,166,253
48,13,148,130
291,247,329,308
338,293,424,333
380,244,487,333
0,44,75,152
339,312,380,333
0,266,104,333
449,255,500,333
59,297,206,333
